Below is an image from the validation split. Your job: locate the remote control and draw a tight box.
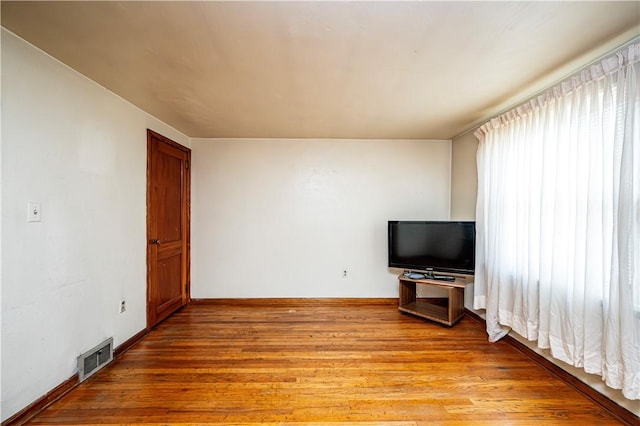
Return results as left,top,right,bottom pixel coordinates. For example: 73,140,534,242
433,274,455,281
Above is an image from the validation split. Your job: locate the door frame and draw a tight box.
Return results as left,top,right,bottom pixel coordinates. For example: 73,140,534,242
146,129,191,329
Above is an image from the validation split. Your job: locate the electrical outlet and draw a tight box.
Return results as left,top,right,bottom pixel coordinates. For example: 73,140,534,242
119,300,126,313
27,202,41,222
342,270,348,278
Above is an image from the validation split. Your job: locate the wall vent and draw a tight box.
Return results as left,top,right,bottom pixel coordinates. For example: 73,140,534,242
77,337,113,382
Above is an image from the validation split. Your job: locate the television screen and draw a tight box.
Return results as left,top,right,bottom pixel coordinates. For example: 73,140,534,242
388,221,475,274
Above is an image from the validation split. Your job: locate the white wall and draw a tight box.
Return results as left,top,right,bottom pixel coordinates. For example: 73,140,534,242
450,132,478,222
451,131,479,309
191,138,451,298
0,30,190,421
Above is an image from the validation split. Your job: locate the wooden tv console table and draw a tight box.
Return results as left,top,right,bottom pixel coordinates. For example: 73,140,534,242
398,274,470,326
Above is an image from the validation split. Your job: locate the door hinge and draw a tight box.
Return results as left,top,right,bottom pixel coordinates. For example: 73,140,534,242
185,160,189,170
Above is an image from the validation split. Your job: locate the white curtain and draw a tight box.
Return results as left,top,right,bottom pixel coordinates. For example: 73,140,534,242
474,42,639,400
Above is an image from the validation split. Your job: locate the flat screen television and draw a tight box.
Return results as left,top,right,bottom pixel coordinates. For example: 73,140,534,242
388,221,476,275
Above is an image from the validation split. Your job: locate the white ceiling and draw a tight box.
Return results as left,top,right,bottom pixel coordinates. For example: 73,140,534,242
2,1,639,139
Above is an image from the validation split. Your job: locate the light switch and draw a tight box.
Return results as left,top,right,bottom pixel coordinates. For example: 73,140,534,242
27,202,41,222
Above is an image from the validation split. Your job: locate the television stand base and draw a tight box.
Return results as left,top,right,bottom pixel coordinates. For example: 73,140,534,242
398,274,470,326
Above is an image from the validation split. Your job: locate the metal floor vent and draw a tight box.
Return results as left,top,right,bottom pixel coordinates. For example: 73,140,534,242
77,337,113,382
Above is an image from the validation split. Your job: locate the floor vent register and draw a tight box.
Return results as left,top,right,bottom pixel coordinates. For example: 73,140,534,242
77,337,113,382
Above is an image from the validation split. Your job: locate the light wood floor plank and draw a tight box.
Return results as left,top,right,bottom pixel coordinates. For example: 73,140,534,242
27,300,621,424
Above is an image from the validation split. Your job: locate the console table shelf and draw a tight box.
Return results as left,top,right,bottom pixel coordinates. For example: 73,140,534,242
398,274,470,326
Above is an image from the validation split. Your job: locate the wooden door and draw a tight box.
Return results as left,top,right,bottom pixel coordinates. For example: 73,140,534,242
147,130,190,328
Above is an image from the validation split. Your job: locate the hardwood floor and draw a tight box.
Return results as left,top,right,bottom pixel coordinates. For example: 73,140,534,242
27,299,622,425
